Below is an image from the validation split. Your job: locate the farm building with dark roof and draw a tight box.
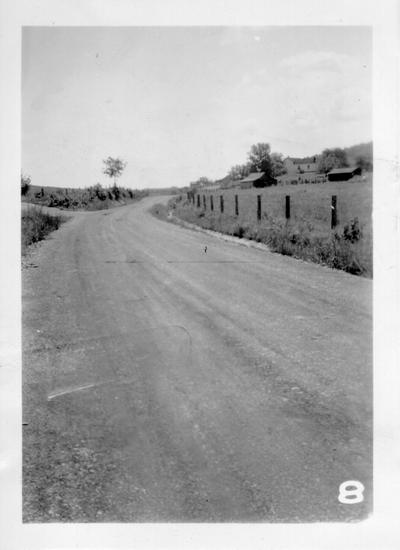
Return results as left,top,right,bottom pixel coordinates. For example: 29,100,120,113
239,172,277,188
327,166,362,181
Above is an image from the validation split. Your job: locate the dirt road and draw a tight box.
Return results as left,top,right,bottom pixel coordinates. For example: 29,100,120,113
22,196,372,522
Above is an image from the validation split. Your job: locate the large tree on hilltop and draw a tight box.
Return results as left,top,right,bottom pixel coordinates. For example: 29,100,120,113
103,157,127,187
247,143,273,175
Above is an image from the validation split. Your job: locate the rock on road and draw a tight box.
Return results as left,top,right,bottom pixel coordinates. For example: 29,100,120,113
22,196,372,522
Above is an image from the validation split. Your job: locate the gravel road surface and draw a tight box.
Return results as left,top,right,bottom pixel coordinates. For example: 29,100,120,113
22,196,372,522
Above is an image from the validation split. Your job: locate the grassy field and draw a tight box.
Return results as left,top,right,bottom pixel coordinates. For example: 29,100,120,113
170,175,372,277
199,177,372,229
21,206,68,255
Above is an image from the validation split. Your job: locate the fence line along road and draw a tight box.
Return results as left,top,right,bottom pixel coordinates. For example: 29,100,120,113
188,191,340,228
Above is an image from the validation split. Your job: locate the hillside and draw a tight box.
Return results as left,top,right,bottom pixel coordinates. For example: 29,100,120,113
343,142,373,166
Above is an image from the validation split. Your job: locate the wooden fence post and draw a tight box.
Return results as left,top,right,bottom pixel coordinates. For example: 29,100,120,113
210,195,214,211
285,195,290,220
331,195,337,228
220,195,224,213
235,194,239,216
257,195,261,221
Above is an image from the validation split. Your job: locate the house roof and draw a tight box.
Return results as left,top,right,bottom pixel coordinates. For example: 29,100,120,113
240,172,267,183
328,166,359,175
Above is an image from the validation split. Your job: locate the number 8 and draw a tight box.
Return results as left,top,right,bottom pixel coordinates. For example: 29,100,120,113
338,480,364,504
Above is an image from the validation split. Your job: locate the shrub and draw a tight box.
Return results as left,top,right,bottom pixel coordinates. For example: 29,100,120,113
93,183,107,201
232,224,246,238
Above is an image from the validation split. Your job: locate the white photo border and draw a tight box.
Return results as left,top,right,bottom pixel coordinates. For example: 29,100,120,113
0,0,399,548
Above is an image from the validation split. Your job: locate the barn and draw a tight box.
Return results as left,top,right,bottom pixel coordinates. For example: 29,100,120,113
327,167,362,182
239,172,277,189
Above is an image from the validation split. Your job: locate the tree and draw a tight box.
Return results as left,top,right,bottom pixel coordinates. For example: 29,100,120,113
270,152,286,177
228,163,252,181
317,148,349,174
247,143,273,174
102,157,127,186
21,174,31,196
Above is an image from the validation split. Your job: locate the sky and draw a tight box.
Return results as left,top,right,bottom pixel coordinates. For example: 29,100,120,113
22,26,372,189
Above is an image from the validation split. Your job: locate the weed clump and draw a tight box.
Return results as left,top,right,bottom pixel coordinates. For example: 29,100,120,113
21,207,68,254
343,217,362,243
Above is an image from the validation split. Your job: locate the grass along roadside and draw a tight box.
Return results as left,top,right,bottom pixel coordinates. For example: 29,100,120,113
151,195,372,278
22,183,148,211
22,205,68,255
